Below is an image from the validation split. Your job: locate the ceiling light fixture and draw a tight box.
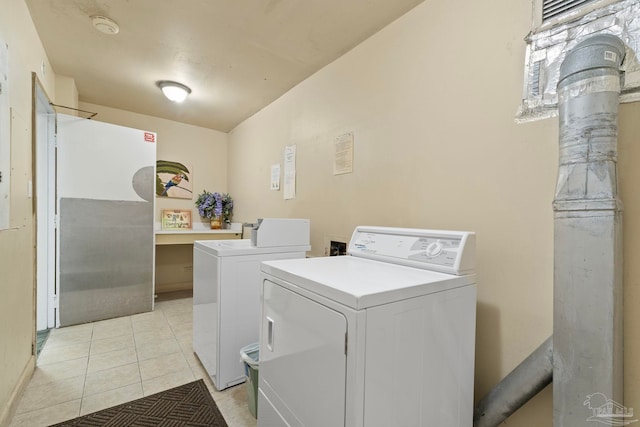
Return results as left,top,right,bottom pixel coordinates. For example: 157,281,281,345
157,81,192,103
91,16,120,35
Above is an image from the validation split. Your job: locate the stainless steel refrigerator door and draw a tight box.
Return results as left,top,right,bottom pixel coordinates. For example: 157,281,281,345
56,114,156,326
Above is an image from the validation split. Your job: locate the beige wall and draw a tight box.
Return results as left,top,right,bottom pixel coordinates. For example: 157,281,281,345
1,0,638,425
619,101,640,414
54,76,78,112
78,102,229,292
0,0,56,424
228,1,639,425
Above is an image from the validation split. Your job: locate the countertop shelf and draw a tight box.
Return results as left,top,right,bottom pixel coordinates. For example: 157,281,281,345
155,222,243,245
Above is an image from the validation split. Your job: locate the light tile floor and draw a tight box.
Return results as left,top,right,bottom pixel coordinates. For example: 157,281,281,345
9,296,257,427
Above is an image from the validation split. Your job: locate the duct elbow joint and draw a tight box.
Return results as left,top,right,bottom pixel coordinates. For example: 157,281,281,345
558,34,626,89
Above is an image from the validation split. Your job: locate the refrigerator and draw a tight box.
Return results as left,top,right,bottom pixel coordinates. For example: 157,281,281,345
56,114,156,326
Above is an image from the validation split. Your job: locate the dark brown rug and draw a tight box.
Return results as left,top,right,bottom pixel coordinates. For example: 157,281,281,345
49,379,228,427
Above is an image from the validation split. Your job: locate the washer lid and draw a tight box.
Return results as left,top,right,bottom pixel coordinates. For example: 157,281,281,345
194,238,310,256
261,256,475,309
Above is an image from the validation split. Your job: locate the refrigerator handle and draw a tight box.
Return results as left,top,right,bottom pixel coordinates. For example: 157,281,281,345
267,316,274,351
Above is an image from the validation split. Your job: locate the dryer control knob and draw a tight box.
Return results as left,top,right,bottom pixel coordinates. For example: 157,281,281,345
426,241,443,257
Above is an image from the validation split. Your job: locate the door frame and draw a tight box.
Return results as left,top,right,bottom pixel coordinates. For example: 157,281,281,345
32,73,57,334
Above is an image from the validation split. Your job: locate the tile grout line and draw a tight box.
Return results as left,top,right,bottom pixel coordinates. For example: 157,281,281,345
133,311,146,396
77,324,93,417
134,308,171,396
127,314,145,398
81,317,136,414
80,324,94,403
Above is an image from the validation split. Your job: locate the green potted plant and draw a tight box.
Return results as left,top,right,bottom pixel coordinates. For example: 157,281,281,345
220,193,234,226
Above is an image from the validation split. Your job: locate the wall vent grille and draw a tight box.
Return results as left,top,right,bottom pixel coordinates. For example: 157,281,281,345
542,0,598,21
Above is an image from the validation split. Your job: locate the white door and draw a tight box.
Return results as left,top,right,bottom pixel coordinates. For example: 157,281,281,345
259,279,347,427
34,79,57,331
56,114,156,326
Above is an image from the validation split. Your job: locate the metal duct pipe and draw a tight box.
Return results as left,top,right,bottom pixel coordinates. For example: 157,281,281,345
472,34,626,427
473,336,553,427
554,34,625,426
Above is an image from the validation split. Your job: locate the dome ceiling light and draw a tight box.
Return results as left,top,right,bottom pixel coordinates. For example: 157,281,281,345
157,81,192,103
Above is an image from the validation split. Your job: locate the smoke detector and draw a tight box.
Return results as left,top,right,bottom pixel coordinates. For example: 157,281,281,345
91,16,120,35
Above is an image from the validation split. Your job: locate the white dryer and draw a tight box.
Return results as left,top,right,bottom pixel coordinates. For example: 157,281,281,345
258,226,476,427
193,224,310,391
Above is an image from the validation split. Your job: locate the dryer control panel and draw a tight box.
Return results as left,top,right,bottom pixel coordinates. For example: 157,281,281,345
348,226,475,275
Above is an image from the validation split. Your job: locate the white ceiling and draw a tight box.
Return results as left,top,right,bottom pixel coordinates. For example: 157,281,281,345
26,0,424,132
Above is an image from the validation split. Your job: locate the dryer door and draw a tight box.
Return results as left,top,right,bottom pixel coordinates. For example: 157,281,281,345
260,279,347,427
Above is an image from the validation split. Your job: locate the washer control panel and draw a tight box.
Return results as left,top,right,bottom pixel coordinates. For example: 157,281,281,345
348,226,475,275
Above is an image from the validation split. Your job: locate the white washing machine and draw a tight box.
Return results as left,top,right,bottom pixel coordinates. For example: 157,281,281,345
193,220,310,390
258,226,476,427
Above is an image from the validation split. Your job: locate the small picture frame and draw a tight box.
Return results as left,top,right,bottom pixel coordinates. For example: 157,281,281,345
161,209,192,230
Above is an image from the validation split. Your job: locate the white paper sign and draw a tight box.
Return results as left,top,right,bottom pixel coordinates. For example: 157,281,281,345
283,145,296,200
333,132,353,175
270,163,281,190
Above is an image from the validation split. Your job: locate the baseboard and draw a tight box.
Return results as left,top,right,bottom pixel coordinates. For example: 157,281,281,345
0,355,35,427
